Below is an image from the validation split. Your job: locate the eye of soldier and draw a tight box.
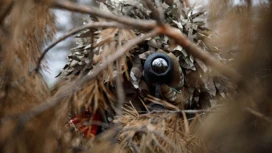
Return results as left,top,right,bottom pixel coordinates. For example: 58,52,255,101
151,58,168,74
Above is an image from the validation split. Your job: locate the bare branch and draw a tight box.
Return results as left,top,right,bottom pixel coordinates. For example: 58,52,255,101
34,21,129,73
115,62,125,117
145,94,179,110
145,0,164,25
52,0,156,30
154,0,164,24
244,107,272,123
151,109,214,114
161,25,243,84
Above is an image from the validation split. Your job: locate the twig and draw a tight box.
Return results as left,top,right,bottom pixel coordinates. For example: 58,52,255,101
183,0,190,7
151,109,214,114
145,0,164,25
52,0,156,31
34,21,129,72
115,61,125,116
79,120,111,129
244,107,272,123
146,94,179,110
154,0,164,24
161,25,243,84
182,111,190,135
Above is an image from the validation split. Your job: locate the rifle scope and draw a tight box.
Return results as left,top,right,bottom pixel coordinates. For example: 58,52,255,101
144,52,174,84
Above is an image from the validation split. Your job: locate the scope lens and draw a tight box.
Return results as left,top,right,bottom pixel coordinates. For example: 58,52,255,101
151,58,168,74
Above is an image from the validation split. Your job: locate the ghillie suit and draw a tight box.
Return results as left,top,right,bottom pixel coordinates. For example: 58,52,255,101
57,0,232,152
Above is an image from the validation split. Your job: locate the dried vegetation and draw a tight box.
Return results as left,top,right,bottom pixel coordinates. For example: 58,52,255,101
0,0,272,153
